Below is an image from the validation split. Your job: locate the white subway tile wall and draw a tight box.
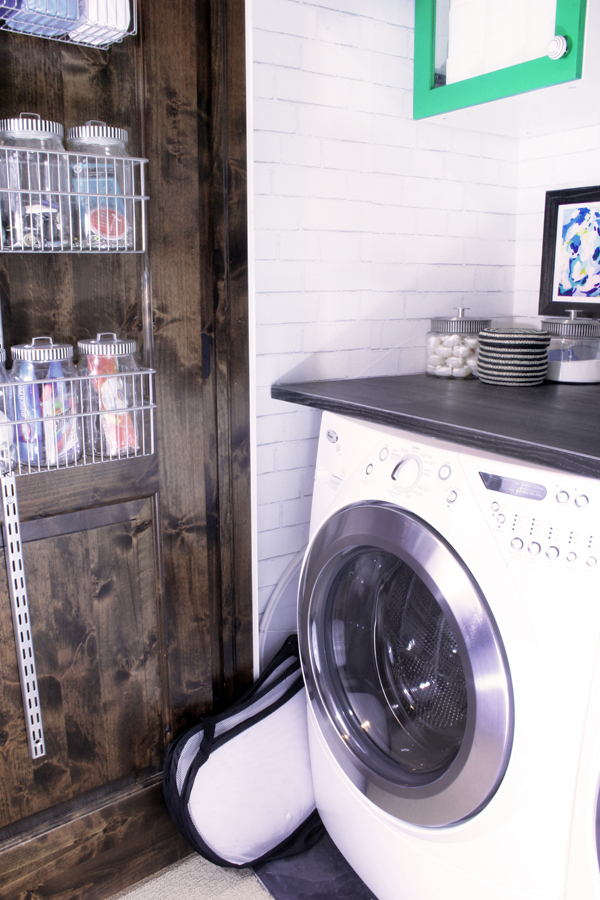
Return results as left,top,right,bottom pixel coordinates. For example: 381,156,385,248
252,0,600,616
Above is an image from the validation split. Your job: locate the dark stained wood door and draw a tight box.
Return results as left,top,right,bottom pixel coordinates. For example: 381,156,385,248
0,0,251,897
0,494,162,828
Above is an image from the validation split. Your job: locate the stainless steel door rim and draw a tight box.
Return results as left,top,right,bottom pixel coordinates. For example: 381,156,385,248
299,500,514,827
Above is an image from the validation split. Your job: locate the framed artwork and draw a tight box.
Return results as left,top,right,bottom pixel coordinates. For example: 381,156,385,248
539,185,600,317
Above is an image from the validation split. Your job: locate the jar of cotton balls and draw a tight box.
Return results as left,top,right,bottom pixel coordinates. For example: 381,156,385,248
426,308,491,378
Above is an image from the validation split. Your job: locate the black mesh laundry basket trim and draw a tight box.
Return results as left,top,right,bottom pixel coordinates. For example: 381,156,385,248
163,635,325,868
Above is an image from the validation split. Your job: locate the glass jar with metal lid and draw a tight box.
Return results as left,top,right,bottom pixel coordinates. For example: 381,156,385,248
0,112,70,250
426,308,492,378
0,348,16,475
543,310,600,383
77,333,140,459
66,121,133,250
10,336,81,469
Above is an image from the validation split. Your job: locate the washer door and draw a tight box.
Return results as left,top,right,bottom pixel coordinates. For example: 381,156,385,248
299,501,513,827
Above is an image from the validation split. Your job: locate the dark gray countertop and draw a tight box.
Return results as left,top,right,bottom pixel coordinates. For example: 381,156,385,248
271,374,600,478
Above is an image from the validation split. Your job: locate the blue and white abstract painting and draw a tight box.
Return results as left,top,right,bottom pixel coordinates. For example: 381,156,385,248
553,203,600,300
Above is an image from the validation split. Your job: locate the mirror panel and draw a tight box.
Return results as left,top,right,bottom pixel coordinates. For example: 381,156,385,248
416,0,587,118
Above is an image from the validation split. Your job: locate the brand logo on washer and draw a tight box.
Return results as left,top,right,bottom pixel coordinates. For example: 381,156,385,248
326,429,338,443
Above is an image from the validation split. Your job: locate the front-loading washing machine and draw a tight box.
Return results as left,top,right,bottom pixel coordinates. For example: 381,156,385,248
298,410,600,900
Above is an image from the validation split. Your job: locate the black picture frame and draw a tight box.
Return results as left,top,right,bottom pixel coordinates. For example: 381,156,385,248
539,185,600,318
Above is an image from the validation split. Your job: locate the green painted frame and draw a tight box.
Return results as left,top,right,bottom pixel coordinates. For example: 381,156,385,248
414,0,588,119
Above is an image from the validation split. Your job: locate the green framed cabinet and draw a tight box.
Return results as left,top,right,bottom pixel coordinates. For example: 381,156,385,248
414,0,588,119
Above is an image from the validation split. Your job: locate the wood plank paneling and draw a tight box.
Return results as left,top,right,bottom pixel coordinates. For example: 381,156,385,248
0,0,251,893
0,499,161,828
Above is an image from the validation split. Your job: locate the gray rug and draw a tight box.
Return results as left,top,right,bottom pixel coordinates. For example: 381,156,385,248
253,831,376,900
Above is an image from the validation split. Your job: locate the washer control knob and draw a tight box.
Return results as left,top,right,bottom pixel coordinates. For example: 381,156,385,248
528,542,541,556
366,463,373,475
446,490,458,504
391,456,421,491
556,491,569,504
511,537,524,551
575,495,589,508
546,546,559,560
379,447,389,461
491,501,500,512
438,464,452,481
497,514,506,524
587,557,597,567
566,552,577,563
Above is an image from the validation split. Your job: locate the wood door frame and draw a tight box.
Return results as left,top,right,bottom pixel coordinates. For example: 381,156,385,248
204,0,253,708
139,0,252,732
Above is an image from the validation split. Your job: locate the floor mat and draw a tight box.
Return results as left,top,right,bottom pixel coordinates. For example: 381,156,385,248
253,830,376,900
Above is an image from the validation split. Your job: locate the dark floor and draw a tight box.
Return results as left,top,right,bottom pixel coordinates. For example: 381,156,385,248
253,829,376,900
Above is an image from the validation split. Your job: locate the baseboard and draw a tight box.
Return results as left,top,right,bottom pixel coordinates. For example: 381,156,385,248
0,778,192,899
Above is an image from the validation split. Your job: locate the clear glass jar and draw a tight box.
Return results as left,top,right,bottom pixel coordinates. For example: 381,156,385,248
66,121,133,250
426,308,491,378
543,312,600,383
0,113,70,250
11,336,82,469
77,333,140,459
0,348,17,475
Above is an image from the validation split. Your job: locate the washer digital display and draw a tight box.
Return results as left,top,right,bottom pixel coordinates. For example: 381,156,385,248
479,471,547,501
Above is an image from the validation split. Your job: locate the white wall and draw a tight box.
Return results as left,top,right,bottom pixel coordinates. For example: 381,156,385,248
513,0,600,321
250,0,600,625
251,0,519,618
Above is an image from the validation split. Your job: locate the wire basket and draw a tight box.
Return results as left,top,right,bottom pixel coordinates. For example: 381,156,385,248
0,368,155,475
0,0,136,49
0,148,148,252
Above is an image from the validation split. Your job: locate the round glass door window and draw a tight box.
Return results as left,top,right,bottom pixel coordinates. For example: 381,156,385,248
300,501,513,826
328,548,467,781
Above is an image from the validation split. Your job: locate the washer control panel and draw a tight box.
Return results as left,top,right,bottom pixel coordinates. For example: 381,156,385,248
361,438,461,509
318,412,600,578
477,467,599,571
357,430,599,573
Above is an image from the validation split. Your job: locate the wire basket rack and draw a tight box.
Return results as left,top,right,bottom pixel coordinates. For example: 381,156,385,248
0,148,148,253
0,0,137,50
0,368,156,475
